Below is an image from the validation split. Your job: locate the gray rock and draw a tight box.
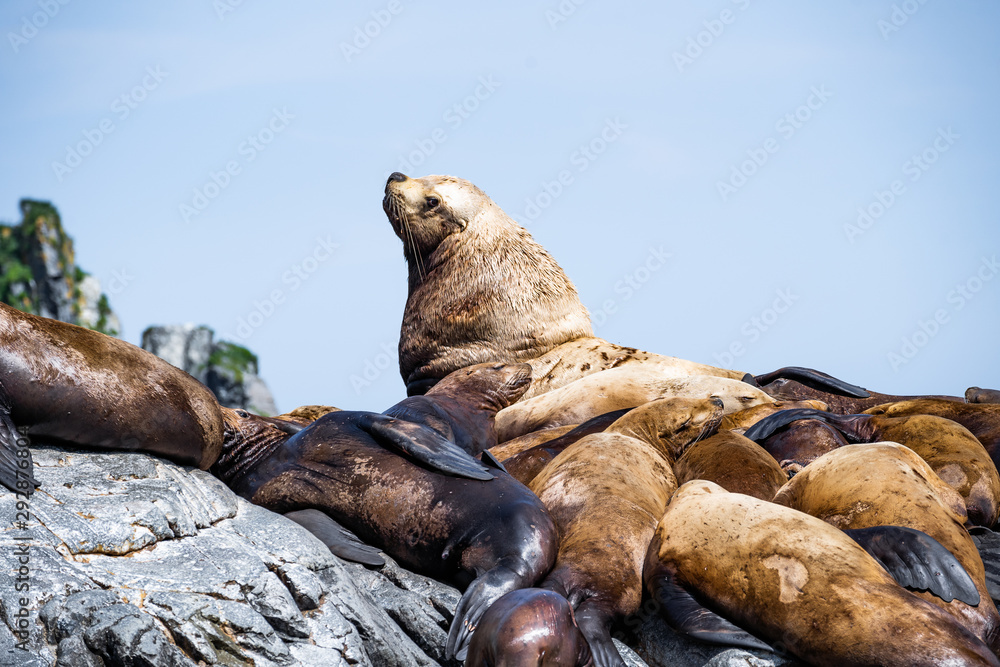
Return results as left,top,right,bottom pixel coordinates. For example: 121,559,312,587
631,613,799,667
55,635,103,667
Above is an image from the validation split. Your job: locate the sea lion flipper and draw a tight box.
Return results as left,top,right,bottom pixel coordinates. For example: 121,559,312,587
0,392,35,495
573,601,625,667
846,525,979,605
283,509,385,567
446,566,521,660
754,367,871,399
743,408,832,442
970,526,1000,604
480,450,508,473
647,571,773,652
359,414,493,481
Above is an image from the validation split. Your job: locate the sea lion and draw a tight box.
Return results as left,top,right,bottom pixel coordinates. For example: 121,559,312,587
465,588,591,667
229,409,558,661
494,408,632,486
746,408,1000,526
527,397,724,666
756,418,850,475
643,480,1000,667
383,172,592,395
758,377,962,414
865,399,1000,470
275,405,340,424
495,369,773,442
672,431,787,500
773,443,1000,648
969,388,1000,404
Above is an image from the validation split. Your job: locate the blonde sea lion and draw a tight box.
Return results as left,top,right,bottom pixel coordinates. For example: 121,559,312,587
643,480,1000,667
527,397,724,666
495,369,773,442
773,443,1000,649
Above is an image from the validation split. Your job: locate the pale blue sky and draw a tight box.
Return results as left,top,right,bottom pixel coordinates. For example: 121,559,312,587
2,1,997,412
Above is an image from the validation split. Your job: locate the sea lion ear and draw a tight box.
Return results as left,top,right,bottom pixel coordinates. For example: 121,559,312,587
846,525,979,605
752,366,871,399
358,414,493,481
283,509,385,567
646,570,773,652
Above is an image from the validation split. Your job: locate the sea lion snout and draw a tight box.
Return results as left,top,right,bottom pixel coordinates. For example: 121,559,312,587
387,171,408,186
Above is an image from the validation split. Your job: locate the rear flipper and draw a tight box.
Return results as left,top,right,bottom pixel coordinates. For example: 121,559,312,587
480,449,508,473
750,367,871,399
447,564,527,661
743,408,834,443
283,509,385,567
0,388,36,496
647,568,773,652
969,526,1000,605
846,525,979,605
358,413,493,481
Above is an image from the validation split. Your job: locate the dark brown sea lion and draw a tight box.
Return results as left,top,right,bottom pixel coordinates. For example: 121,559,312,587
229,409,558,661
527,397,724,666
672,431,787,500
644,480,1000,667
756,419,849,475
969,388,1000,404
465,588,591,667
773,443,1000,649
746,408,1000,526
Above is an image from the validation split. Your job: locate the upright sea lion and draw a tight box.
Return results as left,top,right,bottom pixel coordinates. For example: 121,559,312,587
495,369,772,442
672,431,787,500
527,397,724,666
747,408,1000,525
230,409,558,661
643,480,1000,667
773,443,1000,648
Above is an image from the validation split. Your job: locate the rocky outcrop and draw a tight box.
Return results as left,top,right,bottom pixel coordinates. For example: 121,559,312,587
0,199,119,335
0,445,791,667
142,325,279,416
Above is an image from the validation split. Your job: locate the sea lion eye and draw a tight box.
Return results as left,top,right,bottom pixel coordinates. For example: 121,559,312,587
426,197,439,209
236,409,250,418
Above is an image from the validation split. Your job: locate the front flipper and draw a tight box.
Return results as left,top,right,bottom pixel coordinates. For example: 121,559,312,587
357,413,492,481
753,367,871,399
846,525,979,605
447,564,524,661
573,600,626,667
647,570,773,652
743,408,833,443
0,387,36,496
283,509,385,567
969,526,1000,604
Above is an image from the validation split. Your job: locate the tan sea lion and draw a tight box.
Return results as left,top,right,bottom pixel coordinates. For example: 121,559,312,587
495,369,773,442
773,443,1000,649
747,408,1000,525
643,480,1000,667
275,405,341,425
527,397,724,666
672,431,787,500
718,399,828,432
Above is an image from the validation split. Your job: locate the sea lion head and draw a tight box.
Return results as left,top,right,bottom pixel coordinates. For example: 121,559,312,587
429,362,532,412
210,408,302,485
383,172,495,261
608,397,726,462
